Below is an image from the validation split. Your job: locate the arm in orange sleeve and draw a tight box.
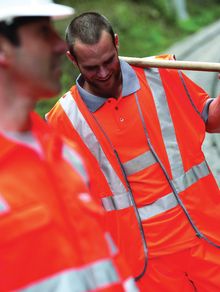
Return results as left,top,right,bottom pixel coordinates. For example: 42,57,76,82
206,75,220,133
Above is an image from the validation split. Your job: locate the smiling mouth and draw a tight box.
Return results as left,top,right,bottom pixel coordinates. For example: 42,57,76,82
97,75,112,82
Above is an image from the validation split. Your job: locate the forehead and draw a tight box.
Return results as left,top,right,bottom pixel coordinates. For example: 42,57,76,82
17,18,52,35
74,30,115,63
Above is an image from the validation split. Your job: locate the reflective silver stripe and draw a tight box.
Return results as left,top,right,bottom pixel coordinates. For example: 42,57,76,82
123,277,139,292
123,150,156,175
102,160,210,219
138,192,178,220
138,161,210,219
62,144,89,185
105,232,118,256
2,131,43,156
144,68,210,185
144,68,184,178
102,192,133,211
60,92,128,197
172,160,210,193
20,259,119,292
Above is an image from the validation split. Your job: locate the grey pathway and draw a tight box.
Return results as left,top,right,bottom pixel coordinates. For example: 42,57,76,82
165,20,220,185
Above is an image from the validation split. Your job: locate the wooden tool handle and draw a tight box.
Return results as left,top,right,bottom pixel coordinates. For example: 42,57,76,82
120,56,220,72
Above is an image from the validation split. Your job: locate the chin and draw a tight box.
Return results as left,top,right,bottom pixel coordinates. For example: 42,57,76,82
36,87,61,100
49,83,61,95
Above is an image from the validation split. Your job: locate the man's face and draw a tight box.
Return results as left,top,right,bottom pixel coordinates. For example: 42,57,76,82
7,19,66,100
73,30,121,98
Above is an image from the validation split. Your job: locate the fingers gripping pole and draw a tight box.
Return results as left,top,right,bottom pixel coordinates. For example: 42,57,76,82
120,56,220,72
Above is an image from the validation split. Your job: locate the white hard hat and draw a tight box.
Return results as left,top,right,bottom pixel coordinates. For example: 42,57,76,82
0,0,75,23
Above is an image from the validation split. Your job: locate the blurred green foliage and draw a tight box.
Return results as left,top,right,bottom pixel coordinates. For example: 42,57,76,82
36,0,220,116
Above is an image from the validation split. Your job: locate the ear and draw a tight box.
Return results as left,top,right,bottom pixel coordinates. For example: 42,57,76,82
114,34,119,50
0,37,11,67
66,50,78,66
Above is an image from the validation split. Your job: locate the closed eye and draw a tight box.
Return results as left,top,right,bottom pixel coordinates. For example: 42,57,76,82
104,56,115,66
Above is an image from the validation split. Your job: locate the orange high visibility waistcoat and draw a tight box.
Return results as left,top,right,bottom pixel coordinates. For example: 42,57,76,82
46,55,220,280
0,112,137,291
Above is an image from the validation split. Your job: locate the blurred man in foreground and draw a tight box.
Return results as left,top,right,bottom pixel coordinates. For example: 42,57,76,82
0,2,137,291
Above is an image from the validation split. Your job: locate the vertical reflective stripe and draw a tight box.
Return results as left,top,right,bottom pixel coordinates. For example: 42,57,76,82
105,232,118,256
144,68,184,178
60,92,129,198
123,150,156,175
19,259,119,292
62,144,89,185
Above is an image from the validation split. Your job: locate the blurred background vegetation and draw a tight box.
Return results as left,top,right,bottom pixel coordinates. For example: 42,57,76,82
36,0,220,116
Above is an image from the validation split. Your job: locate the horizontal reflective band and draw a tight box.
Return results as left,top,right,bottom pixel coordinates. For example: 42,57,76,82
20,259,119,292
102,192,133,211
102,161,210,219
123,277,139,292
138,192,178,220
172,161,210,193
123,150,156,176
2,131,43,156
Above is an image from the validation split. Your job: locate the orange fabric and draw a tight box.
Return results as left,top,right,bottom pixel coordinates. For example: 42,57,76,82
46,55,220,283
0,112,132,291
47,93,148,279
137,240,220,292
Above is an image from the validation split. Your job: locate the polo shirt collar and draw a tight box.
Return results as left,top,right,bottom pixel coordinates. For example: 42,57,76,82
76,60,140,112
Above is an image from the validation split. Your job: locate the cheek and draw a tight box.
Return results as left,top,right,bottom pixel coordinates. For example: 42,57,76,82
109,61,120,75
83,70,96,80
23,53,47,72
113,61,120,71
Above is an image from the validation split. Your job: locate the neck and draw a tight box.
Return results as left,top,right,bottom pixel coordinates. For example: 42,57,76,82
0,73,37,132
0,94,35,132
84,80,122,99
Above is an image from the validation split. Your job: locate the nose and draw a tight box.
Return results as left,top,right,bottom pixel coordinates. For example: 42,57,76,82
97,66,109,79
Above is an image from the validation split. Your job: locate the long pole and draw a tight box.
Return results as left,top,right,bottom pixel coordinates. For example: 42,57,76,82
120,56,220,72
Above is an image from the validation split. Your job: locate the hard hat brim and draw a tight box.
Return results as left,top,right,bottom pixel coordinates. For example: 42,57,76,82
0,3,74,22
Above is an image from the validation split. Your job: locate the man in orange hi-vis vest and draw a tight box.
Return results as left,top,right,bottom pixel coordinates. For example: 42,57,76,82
0,3,137,291
47,12,220,291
